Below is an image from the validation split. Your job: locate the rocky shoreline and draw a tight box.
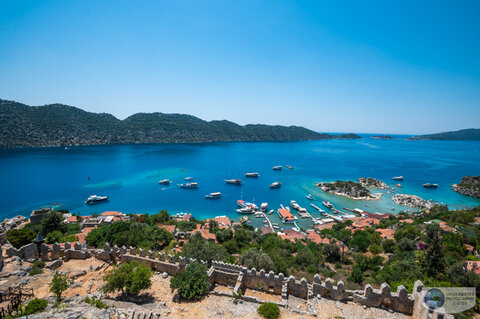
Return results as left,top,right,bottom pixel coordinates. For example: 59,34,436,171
392,194,439,209
451,176,480,199
315,181,382,200
357,177,389,189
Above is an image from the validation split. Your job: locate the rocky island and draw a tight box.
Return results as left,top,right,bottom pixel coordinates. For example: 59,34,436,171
451,176,480,199
392,194,439,209
315,180,382,200
370,135,393,139
357,177,389,189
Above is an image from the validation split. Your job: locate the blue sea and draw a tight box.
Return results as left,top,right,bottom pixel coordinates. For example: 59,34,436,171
1,135,479,229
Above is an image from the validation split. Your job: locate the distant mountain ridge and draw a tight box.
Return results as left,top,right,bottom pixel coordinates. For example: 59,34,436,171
0,99,361,148
408,128,480,140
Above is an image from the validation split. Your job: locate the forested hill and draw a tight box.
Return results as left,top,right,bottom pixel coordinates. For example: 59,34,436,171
408,128,480,140
0,99,361,147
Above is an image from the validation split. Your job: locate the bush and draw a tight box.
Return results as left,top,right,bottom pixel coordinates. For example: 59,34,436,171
23,298,48,315
33,260,46,268
6,228,35,249
102,261,152,298
170,262,209,300
49,273,69,301
29,266,43,276
239,248,274,272
84,296,108,309
258,302,280,319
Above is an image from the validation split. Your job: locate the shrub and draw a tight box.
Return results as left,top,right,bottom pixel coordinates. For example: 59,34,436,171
170,262,209,300
29,266,43,276
84,296,108,309
23,298,48,315
6,228,35,249
239,248,274,272
258,302,280,319
49,273,69,301
33,260,46,268
102,261,152,298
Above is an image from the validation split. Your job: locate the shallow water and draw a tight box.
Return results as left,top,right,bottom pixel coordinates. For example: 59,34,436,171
1,135,479,229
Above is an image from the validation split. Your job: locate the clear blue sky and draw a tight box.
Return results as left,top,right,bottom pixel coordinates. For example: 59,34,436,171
1,1,479,134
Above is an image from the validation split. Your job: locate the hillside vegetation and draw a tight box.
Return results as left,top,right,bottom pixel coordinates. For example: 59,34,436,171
409,128,480,140
0,99,360,147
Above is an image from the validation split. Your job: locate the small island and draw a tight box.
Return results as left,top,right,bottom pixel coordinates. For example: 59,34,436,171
370,135,393,140
392,194,439,209
315,180,382,200
451,176,480,199
357,177,389,189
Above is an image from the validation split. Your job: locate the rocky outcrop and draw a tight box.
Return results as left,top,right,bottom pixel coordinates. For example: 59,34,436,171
357,177,389,189
451,176,480,199
315,181,382,200
392,194,439,209
1,215,28,232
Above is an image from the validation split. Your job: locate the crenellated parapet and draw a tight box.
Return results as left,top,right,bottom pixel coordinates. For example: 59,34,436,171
312,274,347,301
352,283,413,315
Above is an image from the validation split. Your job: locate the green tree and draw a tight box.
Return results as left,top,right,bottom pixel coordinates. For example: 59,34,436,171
348,265,364,284
382,239,396,253
240,248,274,272
420,224,446,278
369,243,382,255
170,262,209,300
46,230,63,244
324,243,341,263
257,302,280,319
102,261,153,298
181,232,229,265
23,298,48,315
49,273,69,301
41,211,66,236
6,228,35,249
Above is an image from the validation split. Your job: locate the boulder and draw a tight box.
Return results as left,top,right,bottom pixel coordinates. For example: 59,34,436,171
47,259,63,270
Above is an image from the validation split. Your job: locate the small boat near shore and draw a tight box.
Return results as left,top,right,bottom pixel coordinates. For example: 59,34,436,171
261,202,268,211
306,194,313,200
270,181,281,188
158,179,171,185
245,172,259,177
322,201,334,209
225,179,242,184
85,195,108,204
206,192,221,199
290,200,301,210
180,182,198,189
273,165,282,170
392,176,404,181
286,165,293,169
423,183,439,188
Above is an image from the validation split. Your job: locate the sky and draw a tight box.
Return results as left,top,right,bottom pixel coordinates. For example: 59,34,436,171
0,1,479,134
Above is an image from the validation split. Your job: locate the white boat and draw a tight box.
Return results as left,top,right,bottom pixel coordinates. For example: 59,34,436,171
270,181,281,188
237,199,246,207
263,220,268,223
245,172,259,177
395,183,402,187
322,201,334,209
268,209,274,215
236,207,254,214
179,182,198,189
290,200,301,210
225,179,242,184
185,177,194,181
423,183,439,188
392,176,404,181
158,179,171,185
306,194,313,200
273,165,282,170
85,195,108,204
261,202,268,211
206,192,221,199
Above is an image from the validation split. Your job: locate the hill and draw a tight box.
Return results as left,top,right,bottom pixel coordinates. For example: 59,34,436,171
408,128,480,140
0,99,356,147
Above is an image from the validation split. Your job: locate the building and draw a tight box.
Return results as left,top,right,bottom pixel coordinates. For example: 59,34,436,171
30,208,51,223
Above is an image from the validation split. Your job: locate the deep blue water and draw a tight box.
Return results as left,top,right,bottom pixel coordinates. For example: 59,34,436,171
1,136,480,229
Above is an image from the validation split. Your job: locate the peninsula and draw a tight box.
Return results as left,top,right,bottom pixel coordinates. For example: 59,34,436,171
408,128,480,140
0,99,361,148
451,176,480,199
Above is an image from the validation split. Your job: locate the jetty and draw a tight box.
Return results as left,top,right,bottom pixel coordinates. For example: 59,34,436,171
259,211,274,232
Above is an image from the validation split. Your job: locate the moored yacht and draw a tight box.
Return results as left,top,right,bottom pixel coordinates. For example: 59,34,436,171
273,165,282,170
423,183,439,188
180,182,198,189
85,195,108,204
270,181,281,188
225,179,242,184
236,206,254,214
245,172,260,177
322,201,334,209
306,194,313,200
206,192,221,199
261,202,268,211
185,177,194,181
158,179,171,185
392,176,404,181
290,200,301,210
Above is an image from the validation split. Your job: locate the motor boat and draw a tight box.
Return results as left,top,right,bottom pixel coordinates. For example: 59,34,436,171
306,194,313,200
180,182,198,189
322,201,334,209
245,172,259,177
392,176,404,181
158,179,171,185
206,192,221,199
85,195,108,204
270,181,281,188
273,166,282,170
423,183,439,188
261,202,268,211
225,179,242,184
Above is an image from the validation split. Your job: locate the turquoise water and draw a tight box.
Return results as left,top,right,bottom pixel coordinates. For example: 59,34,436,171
1,135,479,229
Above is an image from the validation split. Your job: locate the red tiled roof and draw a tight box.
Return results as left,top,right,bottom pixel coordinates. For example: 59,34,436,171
278,208,295,222
101,211,123,216
66,216,78,223
279,229,306,242
375,228,395,239
159,224,176,234
206,216,231,229
467,261,480,274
